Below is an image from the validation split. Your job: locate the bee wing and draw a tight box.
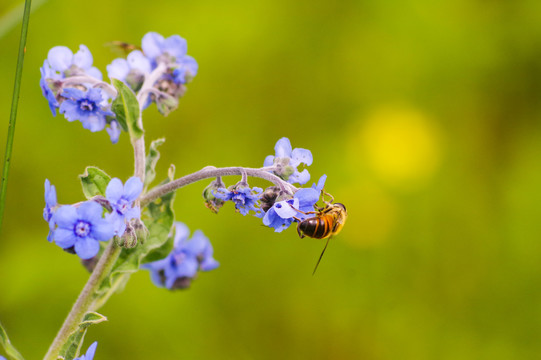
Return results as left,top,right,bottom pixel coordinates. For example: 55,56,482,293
312,235,332,276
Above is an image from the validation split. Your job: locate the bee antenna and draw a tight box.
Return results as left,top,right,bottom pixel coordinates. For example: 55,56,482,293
312,236,332,276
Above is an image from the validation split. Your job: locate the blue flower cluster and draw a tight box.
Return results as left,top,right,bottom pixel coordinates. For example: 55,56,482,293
142,222,219,290
40,32,198,143
75,342,97,360
202,138,326,233
214,184,263,216
44,177,142,259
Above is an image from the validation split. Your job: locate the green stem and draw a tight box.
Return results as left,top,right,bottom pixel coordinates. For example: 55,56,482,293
0,0,32,234
42,241,121,360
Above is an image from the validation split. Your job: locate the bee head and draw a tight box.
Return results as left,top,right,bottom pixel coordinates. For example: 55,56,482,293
334,203,347,213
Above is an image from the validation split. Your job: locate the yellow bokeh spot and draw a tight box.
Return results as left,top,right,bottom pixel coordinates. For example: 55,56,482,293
357,106,442,189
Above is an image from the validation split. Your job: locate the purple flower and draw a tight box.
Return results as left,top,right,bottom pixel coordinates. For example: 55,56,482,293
264,137,313,185
142,222,219,290
106,50,151,90
40,60,61,115
75,342,97,360
47,45,102,79
53,202,114,259
43,179,57,242
59,88,114,132
105,177,143,236
262,187,320,232
214,186,263,216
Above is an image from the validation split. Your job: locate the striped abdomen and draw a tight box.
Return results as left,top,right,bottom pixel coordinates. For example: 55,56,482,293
297,215,335,239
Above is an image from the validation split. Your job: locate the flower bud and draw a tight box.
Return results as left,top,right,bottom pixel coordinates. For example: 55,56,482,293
203,178,226,214
260,186,281,213
122,224,137,249
133,218,149,244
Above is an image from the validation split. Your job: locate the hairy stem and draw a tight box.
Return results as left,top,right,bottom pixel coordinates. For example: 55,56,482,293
141,166,297,207
132,63,166,181
0,0,31,234
43,242,121,360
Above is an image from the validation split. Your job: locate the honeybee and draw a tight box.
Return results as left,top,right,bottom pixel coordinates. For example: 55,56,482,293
294,191,347,274
104,41,142,55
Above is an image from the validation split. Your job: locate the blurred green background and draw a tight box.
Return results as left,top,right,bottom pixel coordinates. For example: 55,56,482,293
1,0,541,359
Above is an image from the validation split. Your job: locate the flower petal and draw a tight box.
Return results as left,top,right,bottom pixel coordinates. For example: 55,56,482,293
106,178,123,202
289,169,310,185
123,177,143,201
86,66,103,80
142,32,164,60
85,342,98,360
162,35,187,59
107,58,130,81
90,218,115,241
274,137,292,158
48,46,73,72
273,199,299,219
173,222,190,247
54,228,76,248
54,205,78,228
263,155,275,167
290,148,313,167
77,201,103,223
75,237,100,259
72,44,93,70
127,50,151,73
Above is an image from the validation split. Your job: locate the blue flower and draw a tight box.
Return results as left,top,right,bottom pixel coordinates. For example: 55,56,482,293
43,179,57,243
106,120,121,144
106,50,151,89
40,60,61,115
47,45,102,79
59,88,114,132
141,32,198,84
105,177,143,236
142,222,219,290
214,186,263,216
264,137,313,185
75,342,97,360
53,202,114,259
262,187,320,232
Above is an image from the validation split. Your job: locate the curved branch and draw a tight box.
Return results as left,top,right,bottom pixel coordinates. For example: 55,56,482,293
140,166,297,207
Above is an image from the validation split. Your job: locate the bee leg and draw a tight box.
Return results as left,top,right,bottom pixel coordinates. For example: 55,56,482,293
321,189,335,204
291,207,317,215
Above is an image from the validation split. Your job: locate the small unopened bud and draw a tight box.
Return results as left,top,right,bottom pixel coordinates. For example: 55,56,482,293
122,224,137,249
272,158,294,181
203,177,226,214
260,186,281,213
155,94,179,116
133,218,149,244
125,70,145,92
171,276,193,290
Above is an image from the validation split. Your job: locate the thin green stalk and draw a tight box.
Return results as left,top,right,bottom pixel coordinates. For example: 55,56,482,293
0,0,32,233
43,241,121,360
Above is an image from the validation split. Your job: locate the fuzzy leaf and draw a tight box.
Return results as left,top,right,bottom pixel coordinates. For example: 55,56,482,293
59,312,107,360
0,322,24,360
111,79,143,140
144,138,165,189
79,167,111,199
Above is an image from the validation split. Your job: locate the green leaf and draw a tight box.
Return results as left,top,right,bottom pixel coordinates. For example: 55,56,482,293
59,312,107,360
79,167,111,199
111,79,143,140
144,138,165,189
0,322,24,360
95,170,176,304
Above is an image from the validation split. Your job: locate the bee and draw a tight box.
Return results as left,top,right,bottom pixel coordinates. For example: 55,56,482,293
294,191,347,274
104,41,142,56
